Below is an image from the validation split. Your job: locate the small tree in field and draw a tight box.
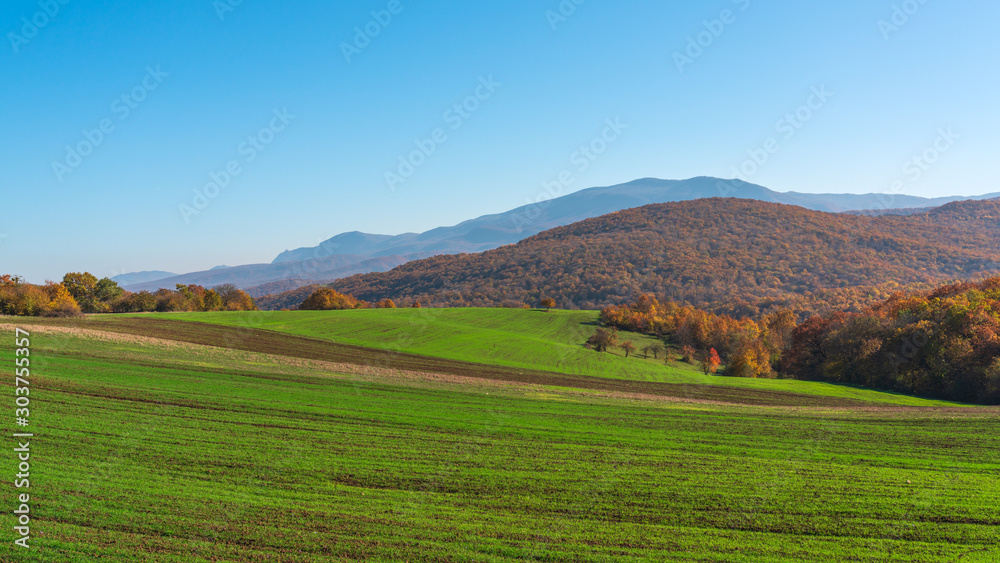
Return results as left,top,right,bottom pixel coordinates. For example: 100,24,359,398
587,328,618,352
702,348,721,374
652,343,666,360
620,341,636,358
540,298,556,312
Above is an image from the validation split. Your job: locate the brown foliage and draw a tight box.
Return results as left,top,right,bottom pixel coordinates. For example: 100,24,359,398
619,340,636,357
784,276,1000,403
587,328,618,352
300,288,365,311
327,199,1000,314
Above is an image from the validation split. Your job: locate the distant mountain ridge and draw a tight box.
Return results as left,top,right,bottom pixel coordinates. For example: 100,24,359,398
123,254,432,293
325,198,1000,314
272,177,998,263
111,271,177,286
123,177,999,292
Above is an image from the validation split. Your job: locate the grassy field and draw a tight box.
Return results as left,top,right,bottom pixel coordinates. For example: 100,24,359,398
0,315,997,562
173,308,674,379
167,309,962,407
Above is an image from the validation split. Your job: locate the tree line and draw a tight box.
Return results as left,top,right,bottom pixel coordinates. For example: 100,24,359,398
598,294,796,379
783,278,1000,404
0,273,256,317
597,279,1000,404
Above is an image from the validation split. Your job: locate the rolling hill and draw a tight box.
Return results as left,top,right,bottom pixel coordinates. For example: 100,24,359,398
322,198,1000,313
168,308,958,406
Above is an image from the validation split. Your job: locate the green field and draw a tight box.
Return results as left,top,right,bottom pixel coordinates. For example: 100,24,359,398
1,313,997,562
169,309,961,407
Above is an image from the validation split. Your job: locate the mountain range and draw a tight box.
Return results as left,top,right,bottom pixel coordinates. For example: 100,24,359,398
325,197,1000,316
117,177,999,293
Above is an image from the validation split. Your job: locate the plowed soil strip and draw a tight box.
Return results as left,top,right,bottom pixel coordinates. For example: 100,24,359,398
30,316,869,407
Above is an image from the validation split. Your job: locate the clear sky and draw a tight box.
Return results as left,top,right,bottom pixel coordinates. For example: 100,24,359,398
2,0,998,282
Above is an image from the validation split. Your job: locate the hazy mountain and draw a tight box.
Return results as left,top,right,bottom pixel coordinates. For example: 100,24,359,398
124,254,430,293
111,271,177,287
243,279,325,299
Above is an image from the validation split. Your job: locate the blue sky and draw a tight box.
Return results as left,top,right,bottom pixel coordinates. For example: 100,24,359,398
2,0,998,282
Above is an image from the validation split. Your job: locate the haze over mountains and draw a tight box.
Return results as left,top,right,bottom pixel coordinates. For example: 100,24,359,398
119,177,999,294
110,271,178,287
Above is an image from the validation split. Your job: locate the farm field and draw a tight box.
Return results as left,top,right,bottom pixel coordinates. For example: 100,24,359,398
169,309,961,407
0,314,997,562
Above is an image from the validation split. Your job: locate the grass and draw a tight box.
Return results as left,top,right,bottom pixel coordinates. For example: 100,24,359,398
9,316,869,406
165,308,963,407
0,320,997,562
174,308,674,377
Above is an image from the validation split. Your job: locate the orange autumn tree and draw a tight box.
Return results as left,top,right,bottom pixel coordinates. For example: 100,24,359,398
299,288,366,311
213,284,257,311
702,348,721,374
44,282,82,317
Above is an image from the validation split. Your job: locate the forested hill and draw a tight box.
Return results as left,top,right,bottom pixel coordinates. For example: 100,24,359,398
319,198,1000,314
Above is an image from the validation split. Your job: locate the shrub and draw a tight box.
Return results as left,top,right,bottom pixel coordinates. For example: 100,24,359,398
300,288,364,311
681,346,696,364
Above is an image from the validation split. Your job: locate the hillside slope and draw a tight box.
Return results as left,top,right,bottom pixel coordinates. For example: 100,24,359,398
326,198,1000,312
169,309,959,406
